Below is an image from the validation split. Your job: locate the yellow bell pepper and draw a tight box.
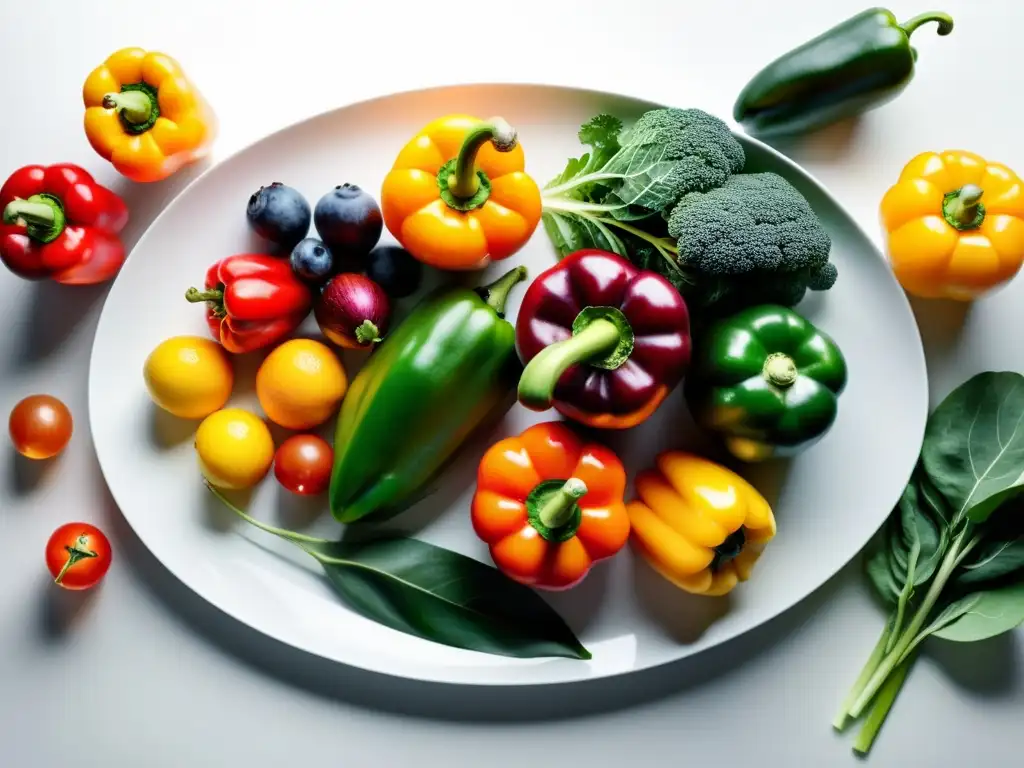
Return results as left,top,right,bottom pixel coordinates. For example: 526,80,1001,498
627,451,776,597
880,150,1024,300
83,48,217,183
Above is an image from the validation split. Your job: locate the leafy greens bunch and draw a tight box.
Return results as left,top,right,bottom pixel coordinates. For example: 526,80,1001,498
540,108,839,313
835,371,1024,755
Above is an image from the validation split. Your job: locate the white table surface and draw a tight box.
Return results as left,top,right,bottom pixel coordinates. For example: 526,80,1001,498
1,0,1020,765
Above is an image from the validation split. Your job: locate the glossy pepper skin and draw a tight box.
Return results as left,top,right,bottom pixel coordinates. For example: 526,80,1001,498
0,164,128,284
380,114,542,271
733,10,954,137
685,304,847,462
880,150,1024,300
83,47,217,183
184,254,313,354
516,249,692,429
471,421,630,591
628,451,777,597
330,266,528,524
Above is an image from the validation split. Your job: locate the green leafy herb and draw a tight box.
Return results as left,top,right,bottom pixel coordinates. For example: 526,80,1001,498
208,485,591,661
834,372,1024,756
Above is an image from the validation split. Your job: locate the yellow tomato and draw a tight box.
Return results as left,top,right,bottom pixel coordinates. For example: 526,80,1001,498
255,339,347,430
144,335,233,420
194,408,275,489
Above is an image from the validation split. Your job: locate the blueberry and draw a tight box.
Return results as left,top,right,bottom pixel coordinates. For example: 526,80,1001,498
366,245,423,299
290,238,335,285
313,183,382,261
247,182,311,251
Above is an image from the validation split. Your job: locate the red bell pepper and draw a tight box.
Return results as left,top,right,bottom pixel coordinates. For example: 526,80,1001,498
0,163,128,284
516,249,692,429
185,254,313,354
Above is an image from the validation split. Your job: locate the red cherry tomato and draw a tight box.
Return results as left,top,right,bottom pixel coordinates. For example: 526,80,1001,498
45,523,112,590
9,394,73,459
274,434,333,496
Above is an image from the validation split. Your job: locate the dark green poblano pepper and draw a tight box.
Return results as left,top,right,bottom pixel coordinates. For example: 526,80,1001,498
733,9,954,138
330,266,527,524
684,304,848,462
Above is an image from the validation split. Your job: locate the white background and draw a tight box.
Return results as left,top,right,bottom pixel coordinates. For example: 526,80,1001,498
0,0,1019,765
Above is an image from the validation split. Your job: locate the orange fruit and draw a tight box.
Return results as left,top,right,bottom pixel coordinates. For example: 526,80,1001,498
255,339,347,430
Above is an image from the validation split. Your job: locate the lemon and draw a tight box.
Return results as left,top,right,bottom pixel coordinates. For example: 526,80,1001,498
256,339,347,430
144,335,234,420
195,408,275,489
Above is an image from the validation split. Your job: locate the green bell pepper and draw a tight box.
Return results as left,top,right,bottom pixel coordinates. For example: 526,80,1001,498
684,304,847,462
733,9,954,138
329,265,527,524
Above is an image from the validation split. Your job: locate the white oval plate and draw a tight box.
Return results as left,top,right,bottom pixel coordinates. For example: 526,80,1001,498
89,84,928,686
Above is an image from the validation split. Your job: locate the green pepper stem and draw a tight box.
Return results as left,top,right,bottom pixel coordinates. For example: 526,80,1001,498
476,265,528,317
449,117,518,199
4,200,55,227
518,319,621,411
354,320,381,345
185,287,224,304
762,352,798,387
900,11,954,37
538,478,588,529
942,184,985,230
103,89,155,125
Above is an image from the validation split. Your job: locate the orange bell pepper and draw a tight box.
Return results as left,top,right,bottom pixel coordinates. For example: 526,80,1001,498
471,421,630,590
380,114,542,271
83,48,217,183
880,150,1024,300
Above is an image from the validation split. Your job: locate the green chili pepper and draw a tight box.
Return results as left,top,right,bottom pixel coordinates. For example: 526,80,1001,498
684,304,848,462
329,265,528,524
733,9,954,138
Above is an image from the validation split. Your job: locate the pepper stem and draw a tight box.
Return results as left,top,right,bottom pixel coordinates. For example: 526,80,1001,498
54,534,97,586
518,319,622,411
538,478,588,529
710,528,746,572
3,194,66,244
103,89,155,126
449,117,518,199
763,353,798,387
476,265,528,318
185,286,227,317
900,11,954,37
354,319,381,345
942,184,986,230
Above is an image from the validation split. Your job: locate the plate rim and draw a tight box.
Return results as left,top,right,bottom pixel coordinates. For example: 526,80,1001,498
88,80,930,687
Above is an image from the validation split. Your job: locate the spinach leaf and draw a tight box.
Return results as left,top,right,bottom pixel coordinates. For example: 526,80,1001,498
922,371,1024,525
301,537,591,660
865,517,903,606
931,580,1024,642
209,485,591,661
954,507,1024,588
541,210,628,260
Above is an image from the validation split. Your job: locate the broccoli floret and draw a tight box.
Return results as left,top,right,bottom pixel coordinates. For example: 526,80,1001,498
603,108,746,212
665,172,836,307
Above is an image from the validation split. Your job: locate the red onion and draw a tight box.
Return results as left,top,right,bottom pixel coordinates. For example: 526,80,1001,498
314,273,391,349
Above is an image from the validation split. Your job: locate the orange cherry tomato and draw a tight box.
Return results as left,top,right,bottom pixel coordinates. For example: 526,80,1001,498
46,522,112,590
273,434,334,496
9,394,73,459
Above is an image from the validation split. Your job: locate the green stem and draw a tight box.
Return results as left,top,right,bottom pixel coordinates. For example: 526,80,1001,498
538,478,588,529
762,353,797,387
887,540,920,653
354,320,381,345
206,483,330,545
54,534,98,586
3,194,66,243
449,118,517,199
849,529,968,717
475,265,527,318
185,286,226,317
518,319,621,410
900,11,954,37
833,622,891,730
852,652,915,756
103,89,155,126
942,184,985,230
